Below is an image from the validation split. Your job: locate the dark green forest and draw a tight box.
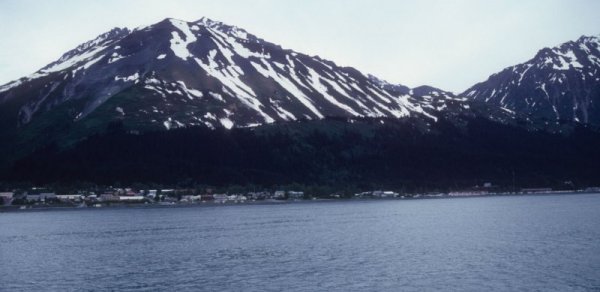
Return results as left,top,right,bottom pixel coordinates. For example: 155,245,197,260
3,117,600,192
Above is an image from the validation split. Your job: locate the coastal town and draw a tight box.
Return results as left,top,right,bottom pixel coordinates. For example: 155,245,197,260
1,184,599,211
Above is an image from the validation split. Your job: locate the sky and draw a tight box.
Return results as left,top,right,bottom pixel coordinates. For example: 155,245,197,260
0,0,599,93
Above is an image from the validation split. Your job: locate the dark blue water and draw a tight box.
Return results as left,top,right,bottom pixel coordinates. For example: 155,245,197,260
2,194,600,291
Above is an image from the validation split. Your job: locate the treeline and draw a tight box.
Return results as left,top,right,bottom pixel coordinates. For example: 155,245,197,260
3,117,600,191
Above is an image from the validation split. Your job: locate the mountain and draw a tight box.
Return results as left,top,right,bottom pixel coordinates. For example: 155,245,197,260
1,17,599,188
0,17,466,139
463,35,600,127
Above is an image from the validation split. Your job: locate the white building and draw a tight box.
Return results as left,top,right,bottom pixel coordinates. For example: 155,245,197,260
119,196,145,202
56,194,84,202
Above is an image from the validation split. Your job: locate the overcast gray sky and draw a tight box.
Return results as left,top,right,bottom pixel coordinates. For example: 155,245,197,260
1,0,599,92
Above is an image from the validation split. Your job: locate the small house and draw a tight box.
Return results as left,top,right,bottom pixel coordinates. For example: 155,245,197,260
0,192,14,205
273,191,286,199
288,191,304,200
213,194,228,203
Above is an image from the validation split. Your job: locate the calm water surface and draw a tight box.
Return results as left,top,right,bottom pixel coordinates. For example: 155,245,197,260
1,194,600,291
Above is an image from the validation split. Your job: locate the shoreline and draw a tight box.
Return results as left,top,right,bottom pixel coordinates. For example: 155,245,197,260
2,191,599,213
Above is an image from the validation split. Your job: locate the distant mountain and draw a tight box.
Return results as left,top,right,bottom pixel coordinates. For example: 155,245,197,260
463,35,600,127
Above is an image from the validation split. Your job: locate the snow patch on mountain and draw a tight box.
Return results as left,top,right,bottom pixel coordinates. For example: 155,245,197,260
115,73,140,83
108,52,125,64
305,67,360,116
251,59,323,119
219,117,234,129
176,81,203,100
169,19,198,60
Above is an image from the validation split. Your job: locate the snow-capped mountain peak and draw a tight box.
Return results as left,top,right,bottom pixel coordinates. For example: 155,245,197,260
0,17,465,132
463,34,600,125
